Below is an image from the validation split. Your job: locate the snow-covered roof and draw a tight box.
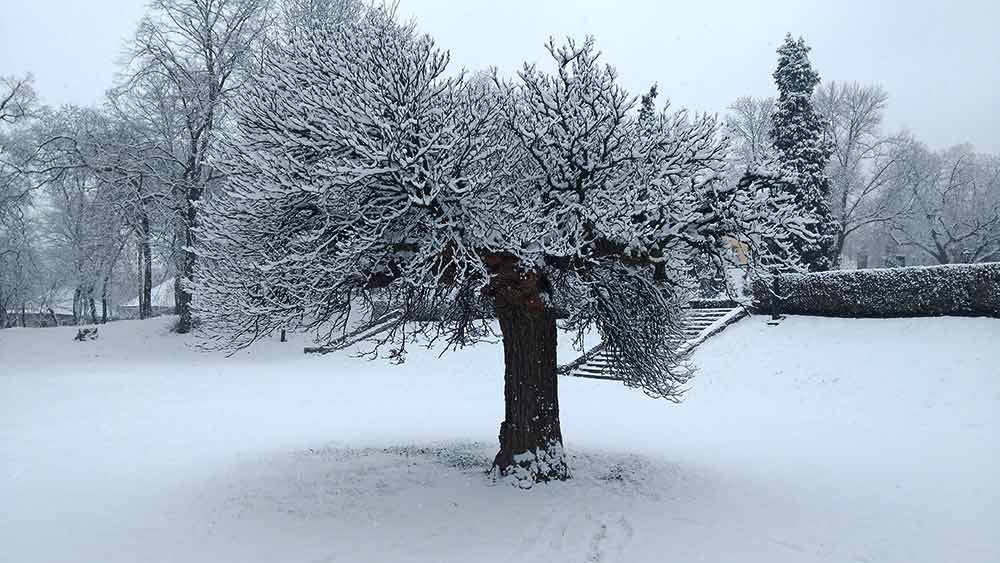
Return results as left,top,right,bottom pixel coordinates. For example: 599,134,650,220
7,287,77,316
123,277,176,308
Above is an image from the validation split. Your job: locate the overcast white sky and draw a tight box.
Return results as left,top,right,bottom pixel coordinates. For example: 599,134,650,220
1,0,997,152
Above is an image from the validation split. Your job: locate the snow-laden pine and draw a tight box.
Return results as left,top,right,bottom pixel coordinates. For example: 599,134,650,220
769,34,838,271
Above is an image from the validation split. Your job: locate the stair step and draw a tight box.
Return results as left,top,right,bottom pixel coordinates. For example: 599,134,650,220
688,309,730,314
575,368,612,377
564,306,746,380
572,371,620,381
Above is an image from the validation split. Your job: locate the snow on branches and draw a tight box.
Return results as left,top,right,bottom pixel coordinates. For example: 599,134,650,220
495,36,734,398
196,7,508,349
193,6,810,483
769,34,838,271
195,8,797,401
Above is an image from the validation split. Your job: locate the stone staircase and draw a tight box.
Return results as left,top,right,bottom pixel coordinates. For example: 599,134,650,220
564,303,746,380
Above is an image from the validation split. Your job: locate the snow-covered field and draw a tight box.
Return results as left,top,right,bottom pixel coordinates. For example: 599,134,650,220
2,315,998,563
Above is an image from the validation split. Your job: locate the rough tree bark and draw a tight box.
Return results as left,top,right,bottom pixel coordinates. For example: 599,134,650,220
101,275,110,324
489,260,569,485
174,177,202,333
138,211,153,319
72,287,81,325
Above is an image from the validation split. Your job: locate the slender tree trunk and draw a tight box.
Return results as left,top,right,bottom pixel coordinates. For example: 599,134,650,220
174,182,200,333
0,286,7,328
101,276,110,324
88,295,97,325
137,239,144,318
175,264,193,329
490,265,569,485
831,230,847,269
138,213,153,319
73,286,82,325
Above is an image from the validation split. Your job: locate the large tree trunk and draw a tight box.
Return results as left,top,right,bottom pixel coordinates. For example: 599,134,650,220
490,267,569,486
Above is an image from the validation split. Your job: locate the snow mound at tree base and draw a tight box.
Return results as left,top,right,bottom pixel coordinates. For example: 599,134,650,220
493,441,571,488
192,441,683,561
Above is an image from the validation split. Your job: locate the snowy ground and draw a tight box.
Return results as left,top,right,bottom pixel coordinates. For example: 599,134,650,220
2,315,999,563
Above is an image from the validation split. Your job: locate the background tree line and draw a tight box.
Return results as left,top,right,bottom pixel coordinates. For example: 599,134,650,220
2,2,997,330
726,67,1000,269
0,0,355,328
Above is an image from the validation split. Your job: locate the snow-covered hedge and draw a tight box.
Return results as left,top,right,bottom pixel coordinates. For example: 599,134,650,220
687,298,740,309
753,262,1000,318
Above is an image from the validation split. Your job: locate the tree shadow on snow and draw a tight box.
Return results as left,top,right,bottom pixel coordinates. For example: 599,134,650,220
178,441,810,562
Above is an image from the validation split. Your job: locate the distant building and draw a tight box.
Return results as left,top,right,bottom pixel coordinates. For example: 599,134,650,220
3,287,81,327
119,278,176,318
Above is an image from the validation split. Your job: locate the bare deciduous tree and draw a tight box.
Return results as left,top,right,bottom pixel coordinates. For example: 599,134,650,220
0,75,41,327
30,106,136,324
725,96,774,171
815,81,905,265
889,141,1000,264
120,0,273,332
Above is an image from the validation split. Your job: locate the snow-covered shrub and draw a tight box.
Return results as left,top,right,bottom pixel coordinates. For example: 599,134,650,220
753,262,1000,318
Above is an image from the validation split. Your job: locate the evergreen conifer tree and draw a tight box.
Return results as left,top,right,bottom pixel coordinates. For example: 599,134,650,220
769,34,837,271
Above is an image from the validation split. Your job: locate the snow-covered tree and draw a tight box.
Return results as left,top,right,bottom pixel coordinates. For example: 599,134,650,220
770,34,837,271
120,0,273,332
726,96,774,172
0,75,43,327
814,82,904,266
196,9,800,484
0,75,38,255
27,106,133,324
277,0,360,37
889,141,1000,264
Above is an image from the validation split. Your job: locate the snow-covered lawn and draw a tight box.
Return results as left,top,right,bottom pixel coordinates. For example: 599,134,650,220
2,315,998,563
